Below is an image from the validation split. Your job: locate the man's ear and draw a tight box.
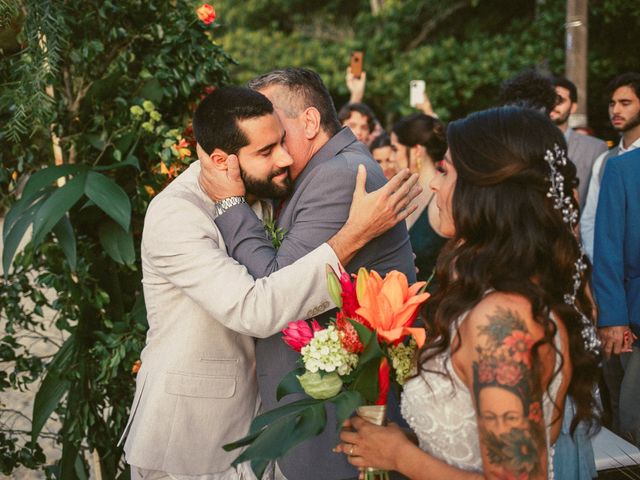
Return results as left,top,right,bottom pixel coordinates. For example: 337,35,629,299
570,102,578,115
197,143,229,170
302,107,322,139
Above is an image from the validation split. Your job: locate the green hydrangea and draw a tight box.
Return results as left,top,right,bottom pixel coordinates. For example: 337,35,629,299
142,100,155,112
129,105,144,117
301,325,358,376
141,121,154,132
388,338,418,385
150,111,162,121
297,371,343,399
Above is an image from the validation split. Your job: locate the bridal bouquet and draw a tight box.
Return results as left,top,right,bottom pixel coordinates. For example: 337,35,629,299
224,266,430,478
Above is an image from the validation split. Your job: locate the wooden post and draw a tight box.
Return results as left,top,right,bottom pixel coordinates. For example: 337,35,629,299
38,33,65,185
565,0,589,128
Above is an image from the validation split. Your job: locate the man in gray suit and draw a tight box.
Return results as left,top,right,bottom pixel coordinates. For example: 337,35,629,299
550,76,608,210
123,86,419,480
199,69,416,479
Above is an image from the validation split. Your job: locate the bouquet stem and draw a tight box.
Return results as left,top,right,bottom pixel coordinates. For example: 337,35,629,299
356,405,390,480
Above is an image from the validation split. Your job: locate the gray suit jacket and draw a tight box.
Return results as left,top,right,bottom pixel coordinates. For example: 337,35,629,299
565,128,608,210
215,128,416,479
120,162,341,475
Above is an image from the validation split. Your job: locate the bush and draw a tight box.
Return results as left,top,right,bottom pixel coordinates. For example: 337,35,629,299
0,1,232,477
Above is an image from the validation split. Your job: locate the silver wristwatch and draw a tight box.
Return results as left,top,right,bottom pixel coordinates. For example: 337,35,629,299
214,196,246,216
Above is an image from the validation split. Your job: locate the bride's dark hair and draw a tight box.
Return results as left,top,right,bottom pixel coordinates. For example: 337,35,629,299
422,106,600,433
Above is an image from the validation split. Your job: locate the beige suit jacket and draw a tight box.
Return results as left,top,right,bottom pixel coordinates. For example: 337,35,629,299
121,162,339,475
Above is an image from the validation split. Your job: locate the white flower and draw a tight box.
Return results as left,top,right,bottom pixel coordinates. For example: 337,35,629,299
301,325,358,376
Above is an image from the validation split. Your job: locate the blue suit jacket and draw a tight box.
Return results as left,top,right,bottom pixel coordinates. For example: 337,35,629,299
215,127,416,479
593,148,640,346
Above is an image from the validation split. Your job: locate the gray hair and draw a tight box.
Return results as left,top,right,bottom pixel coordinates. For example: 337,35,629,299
248,68,341,136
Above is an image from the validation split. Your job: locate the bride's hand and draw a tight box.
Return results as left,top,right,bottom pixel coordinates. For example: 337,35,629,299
335,416,413,473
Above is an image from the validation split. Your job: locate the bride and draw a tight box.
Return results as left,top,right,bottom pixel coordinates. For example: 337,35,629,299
337,106,601,479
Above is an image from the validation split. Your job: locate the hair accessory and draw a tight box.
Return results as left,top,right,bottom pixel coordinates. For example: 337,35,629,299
544,144,601,354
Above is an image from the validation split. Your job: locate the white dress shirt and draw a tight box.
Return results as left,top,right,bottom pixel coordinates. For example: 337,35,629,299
581,136,640,259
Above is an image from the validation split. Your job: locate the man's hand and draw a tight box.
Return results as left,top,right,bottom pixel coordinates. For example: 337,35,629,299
598,325,631,358
346,67,366,104
198,153,245,202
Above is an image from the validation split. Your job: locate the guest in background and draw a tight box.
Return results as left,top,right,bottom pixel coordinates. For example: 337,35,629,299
338,102,376,145
550,76,608,210
344,66,385,145
498,69,558,115
581,72,640,260
370,133,397,180
391,113,448,284
593,147,640,447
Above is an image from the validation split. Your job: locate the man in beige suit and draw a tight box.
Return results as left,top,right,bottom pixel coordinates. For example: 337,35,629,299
121,86,419,479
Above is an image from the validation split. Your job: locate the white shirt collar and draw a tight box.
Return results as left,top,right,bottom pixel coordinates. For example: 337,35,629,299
618,136,640,154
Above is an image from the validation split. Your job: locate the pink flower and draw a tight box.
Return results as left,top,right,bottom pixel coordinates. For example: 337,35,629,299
503,330,535,366
495,361,523,387
196,4,216,25
478,359,496,383
528,401,542,423
339,270,360,318
282,319,321,352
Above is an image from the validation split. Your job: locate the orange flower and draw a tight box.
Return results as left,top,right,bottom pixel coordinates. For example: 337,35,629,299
355,269,429,347
196,4,216,24
172,138,192,160
131,360,141,374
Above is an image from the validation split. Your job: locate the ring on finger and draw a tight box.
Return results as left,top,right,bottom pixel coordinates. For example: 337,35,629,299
348,444,355,455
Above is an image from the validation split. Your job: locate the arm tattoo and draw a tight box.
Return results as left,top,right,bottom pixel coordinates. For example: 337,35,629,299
473,307,545,478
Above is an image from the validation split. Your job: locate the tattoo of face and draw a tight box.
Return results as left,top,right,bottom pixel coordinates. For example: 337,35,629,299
473,307,545,478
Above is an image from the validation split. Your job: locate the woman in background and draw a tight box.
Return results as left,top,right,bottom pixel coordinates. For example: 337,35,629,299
391,113,448,284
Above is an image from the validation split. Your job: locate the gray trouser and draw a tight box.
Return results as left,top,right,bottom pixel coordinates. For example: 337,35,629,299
603,346,640,447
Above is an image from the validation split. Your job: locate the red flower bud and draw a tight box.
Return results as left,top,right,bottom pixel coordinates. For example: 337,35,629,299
196,4,216,25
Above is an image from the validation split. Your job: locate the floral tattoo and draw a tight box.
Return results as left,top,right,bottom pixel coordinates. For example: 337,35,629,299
473,307,545,478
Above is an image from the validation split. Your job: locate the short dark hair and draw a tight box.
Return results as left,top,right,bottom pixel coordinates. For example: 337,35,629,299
392,113,447,163
606,72,640,100
498,69,557,115
553,76,578,103
192,86,273,155
369,132,391,152
247,68,341,136
338,103,377,132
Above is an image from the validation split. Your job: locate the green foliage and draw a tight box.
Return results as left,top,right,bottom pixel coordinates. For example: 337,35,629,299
217,0,637,132
0,0,232,477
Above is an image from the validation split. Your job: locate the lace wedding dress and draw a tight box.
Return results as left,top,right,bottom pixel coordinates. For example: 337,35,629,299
401,315,563,479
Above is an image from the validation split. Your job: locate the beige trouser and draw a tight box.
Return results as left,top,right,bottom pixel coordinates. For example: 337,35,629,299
130,462,283,480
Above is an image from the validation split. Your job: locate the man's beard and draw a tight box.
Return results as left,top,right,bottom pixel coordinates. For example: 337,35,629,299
552,109,571,126
613,110,640,132
241,167,292,199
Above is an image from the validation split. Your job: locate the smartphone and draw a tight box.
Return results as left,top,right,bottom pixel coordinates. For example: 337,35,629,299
410,80,426,107
350,51,364,78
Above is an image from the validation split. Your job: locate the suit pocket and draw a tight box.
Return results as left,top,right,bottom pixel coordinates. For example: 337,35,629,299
164,371,236,398
198,355,238,377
